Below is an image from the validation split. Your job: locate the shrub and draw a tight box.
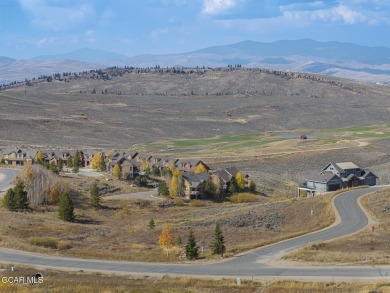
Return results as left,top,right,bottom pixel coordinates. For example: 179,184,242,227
57,240,72,250
173,198,185,206
189,200,206,207
229,193,260,203
29,237,58,249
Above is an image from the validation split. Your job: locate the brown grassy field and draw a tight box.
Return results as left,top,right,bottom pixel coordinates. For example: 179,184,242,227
283,188,390,265
0,172,335,262
1,69,390,148
1,264,389,293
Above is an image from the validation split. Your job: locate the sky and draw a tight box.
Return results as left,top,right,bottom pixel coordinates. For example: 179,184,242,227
1,0,390,59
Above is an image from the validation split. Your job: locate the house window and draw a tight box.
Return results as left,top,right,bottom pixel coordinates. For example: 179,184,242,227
330,167,333,170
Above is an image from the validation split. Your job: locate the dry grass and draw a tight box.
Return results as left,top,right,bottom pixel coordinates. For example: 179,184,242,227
1,264,390,293
0,171,336,262
0,264,262,293
264,281,390,293
229,193,261,203
283,188,390,265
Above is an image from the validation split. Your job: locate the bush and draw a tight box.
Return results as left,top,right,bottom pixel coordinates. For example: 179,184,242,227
189,200,206,207
134,176,148,187
57,240,72,250
29,237,58,249
173,198,185,206
229,193,260,203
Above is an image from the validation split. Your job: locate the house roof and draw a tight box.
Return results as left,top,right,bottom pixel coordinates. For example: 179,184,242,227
212,167,238,183
307,171,340,183
362,170,378,178
335,162,360,170
182,171,210,188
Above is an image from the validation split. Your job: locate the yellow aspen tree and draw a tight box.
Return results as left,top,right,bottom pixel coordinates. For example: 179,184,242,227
34,151,44,164
91,153,100,169
113,163,122,179
158,224,174,257
235,172,246,191
169,175,178,197
194,163,207,173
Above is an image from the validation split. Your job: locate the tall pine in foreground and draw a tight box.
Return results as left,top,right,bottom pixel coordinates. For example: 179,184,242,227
58,193,75,222
89,183,101,209
14,182,29,210
210,223,225,257
185,229,199,260
3,182,28,211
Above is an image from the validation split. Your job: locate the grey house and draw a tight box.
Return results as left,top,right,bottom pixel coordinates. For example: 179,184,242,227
299,162,377,197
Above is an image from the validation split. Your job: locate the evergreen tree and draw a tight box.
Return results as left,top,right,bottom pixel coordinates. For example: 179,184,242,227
57,158,64,173
97,154,106,171
67,156,74,168
3,183,28,211
14,182,28,210
228,177,239,194
73,150,81,173
89,183,101,209
158,181,169,196
185,229,199,260
249,180,257,193
204,178,216,198
58,193,75,222
176,235,182,246
210,223,225,257
49,161,59,174
3,188,16,211
148,218,155,229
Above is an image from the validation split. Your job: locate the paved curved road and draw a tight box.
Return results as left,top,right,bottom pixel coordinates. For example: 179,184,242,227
0,171,389,279
0,168,20,192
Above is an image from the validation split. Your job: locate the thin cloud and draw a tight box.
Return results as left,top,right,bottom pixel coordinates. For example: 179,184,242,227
18,0,95,31
202,0,238,15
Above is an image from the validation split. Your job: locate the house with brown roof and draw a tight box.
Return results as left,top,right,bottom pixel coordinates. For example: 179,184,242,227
1,149,35,166
175,159,210,172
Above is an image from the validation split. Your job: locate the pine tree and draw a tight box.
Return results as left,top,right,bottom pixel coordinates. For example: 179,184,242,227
73,150,81,173
67,156,74,168
249,180,257,193
58,193,75,222
97,154,106,171
57,158,64,173
158,181,169,196
3,188,16,211
49,161,59,174
204,178,216,198
14,182,28,210
210,223,225,257
228,177,239,194
148,218,155,229
89,183,101,209
185,229,199,260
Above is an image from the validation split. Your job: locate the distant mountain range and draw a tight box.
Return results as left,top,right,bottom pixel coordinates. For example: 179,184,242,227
1,39,390,85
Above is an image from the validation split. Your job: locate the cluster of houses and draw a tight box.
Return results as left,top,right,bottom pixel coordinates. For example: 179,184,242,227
0,148,242,199
299,162,377,197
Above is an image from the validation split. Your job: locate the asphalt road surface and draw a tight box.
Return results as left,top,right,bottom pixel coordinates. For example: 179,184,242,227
0,168,20,192
0,180,389,279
